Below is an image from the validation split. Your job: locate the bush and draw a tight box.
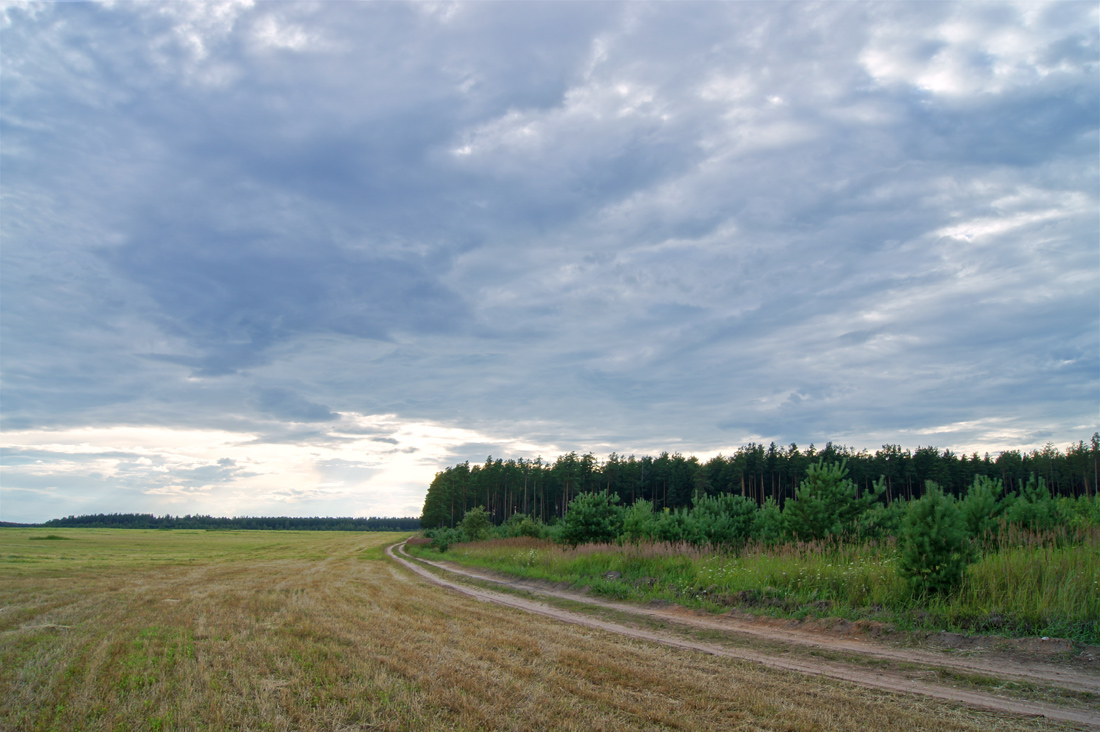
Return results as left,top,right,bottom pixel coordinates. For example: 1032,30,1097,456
783,459,884,541
958,475,1007,538
1005,476,1059,531
543,521,565,543
858,498,908,539
653,508,691,543
426,526,465,552
503,513,546,539
898,484,975,595
622,499,658,543
461,506,492,542
686,493,757,548
560,492,623,547
752,497,784,544
1058,495,1100,529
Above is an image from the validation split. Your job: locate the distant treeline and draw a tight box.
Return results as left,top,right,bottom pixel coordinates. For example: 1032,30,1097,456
421,435,1099,528
40,513,421,532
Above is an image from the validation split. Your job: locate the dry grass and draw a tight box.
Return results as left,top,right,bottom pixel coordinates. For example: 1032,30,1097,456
0,528,1071,731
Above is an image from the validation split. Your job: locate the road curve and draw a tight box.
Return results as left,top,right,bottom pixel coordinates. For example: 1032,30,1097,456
386,541,1100,729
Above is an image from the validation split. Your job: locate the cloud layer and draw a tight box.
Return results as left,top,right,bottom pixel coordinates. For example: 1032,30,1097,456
2,1,1097,522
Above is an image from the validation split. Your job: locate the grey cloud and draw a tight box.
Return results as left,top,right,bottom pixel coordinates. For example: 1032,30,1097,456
837,330,880,346
238,427,353,446
254,387,337,422
1,2,1096,522
110,222,468,376
0,448,147,464
444,444,514,466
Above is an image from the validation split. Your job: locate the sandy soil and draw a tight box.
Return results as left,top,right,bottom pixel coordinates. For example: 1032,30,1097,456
388,542,1100,728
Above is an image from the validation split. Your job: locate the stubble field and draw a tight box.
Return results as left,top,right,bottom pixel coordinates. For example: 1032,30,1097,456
0,529,1079,731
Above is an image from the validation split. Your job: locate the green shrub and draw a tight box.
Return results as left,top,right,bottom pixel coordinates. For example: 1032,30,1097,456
560,492,623,547
857,497,908,539
898,484,975,595
460,506,492,542
752,497,784,544
959,475,1008,538
622,499,658,543
543,521,565,543
654,508,691,543
1005,476,1058,530
685,493,757,548
502,513,546,539
782,459,884,541
426,526,465,552
1058,494,1100,529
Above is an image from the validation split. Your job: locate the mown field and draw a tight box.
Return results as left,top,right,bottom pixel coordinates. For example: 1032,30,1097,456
0,528,1077,731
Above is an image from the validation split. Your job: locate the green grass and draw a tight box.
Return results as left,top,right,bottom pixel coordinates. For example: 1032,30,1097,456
408,528,1100,644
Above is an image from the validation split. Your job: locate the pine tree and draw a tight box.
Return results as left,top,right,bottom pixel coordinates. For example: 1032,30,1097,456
560,492,623,547
782,459,883,541
898,484,975,595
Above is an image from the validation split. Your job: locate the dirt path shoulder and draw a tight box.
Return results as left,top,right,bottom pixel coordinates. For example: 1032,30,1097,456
387,542,1100,729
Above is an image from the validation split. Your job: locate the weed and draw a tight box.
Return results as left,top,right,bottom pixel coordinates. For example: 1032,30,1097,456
416,528,1100,643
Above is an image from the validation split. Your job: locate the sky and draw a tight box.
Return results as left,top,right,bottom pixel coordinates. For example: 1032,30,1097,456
1,1,1097,523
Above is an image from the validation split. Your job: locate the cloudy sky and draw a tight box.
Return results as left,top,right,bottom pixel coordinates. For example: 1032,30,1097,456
1,1,1096,523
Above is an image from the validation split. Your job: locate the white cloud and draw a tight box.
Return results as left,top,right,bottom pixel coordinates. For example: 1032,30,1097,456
0,415,565,520
861,2,1098,96
250,12,330,53
155,0,255,60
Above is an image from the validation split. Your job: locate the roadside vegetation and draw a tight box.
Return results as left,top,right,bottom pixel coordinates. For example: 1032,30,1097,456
412,461,1100,644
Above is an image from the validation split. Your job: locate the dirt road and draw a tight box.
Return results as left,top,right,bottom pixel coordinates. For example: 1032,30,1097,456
388,542,1100,728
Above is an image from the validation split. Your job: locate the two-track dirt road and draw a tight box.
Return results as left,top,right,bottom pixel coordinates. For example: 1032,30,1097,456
388,541,1100,728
